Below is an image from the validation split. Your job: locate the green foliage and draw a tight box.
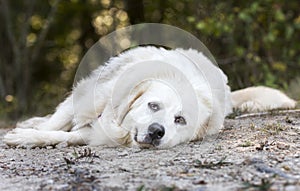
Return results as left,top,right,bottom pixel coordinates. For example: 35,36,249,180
183,0,300,90
141,0,300,91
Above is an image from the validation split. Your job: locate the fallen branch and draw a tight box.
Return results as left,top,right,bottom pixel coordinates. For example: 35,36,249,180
234,109,300,119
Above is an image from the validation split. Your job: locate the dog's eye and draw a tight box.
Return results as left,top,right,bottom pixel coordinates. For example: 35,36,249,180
174,116,186,125
148,102,160,112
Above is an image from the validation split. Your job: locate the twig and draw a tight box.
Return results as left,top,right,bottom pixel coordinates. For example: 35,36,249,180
234,109,300,119
0,75,6,97
0,0,19,59
19,0,36,48
193,156,232,169
217,56,242,65
31,0,61,63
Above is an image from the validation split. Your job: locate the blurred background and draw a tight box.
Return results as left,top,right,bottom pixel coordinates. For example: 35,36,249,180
0,0,299,120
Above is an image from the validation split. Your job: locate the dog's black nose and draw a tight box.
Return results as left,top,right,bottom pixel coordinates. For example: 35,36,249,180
148,123,165,140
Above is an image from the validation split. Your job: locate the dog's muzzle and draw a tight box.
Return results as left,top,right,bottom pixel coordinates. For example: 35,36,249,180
134,122,165,147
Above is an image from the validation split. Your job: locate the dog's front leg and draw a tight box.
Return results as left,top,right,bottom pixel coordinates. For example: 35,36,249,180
3,126,93,147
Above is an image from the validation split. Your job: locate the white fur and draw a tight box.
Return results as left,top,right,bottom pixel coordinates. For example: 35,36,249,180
231,86,297,112
3,47,296,148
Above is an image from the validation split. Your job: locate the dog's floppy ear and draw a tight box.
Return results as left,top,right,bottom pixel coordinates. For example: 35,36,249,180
112,82,149,126
109,60,178,126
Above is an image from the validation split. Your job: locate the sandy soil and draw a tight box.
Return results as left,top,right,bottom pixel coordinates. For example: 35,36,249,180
0,111,300,191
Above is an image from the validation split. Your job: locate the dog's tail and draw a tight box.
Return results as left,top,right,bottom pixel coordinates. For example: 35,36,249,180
231,86,297,112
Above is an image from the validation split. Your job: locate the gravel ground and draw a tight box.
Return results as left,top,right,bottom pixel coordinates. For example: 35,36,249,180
0,111,300,191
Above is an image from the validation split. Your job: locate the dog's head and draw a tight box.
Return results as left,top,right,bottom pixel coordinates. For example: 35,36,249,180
94,48,230,149
116,79,210,148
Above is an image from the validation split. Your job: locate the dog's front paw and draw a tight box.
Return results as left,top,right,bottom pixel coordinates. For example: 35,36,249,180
3,128,39,147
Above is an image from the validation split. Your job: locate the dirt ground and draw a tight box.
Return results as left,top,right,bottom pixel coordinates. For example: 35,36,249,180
0,111,300,191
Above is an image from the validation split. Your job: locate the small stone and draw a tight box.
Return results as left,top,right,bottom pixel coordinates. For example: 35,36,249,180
285,185,299,191
192,179,207,185
56,142,68,149
118,150,128,157
46,179,54,184
46,146,53,149
282,165,291,171
91,169,100,173
277,142,290,150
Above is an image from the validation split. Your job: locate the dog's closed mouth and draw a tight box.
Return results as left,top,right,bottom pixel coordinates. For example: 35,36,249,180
134,129,160,148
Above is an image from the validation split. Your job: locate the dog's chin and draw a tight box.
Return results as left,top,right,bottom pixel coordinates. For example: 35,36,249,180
135,142,156,149
133,133,161,149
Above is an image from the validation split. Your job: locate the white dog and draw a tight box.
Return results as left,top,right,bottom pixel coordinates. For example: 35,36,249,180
3,47,296,148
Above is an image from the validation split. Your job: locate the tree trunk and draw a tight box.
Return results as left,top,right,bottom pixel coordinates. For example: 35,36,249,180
124,0,145,24
0,0,60,118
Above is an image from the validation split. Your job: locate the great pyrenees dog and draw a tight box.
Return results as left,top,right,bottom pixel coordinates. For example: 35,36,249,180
3,47,296,148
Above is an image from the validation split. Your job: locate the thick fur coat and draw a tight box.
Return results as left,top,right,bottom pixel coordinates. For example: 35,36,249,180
3,47,296,148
